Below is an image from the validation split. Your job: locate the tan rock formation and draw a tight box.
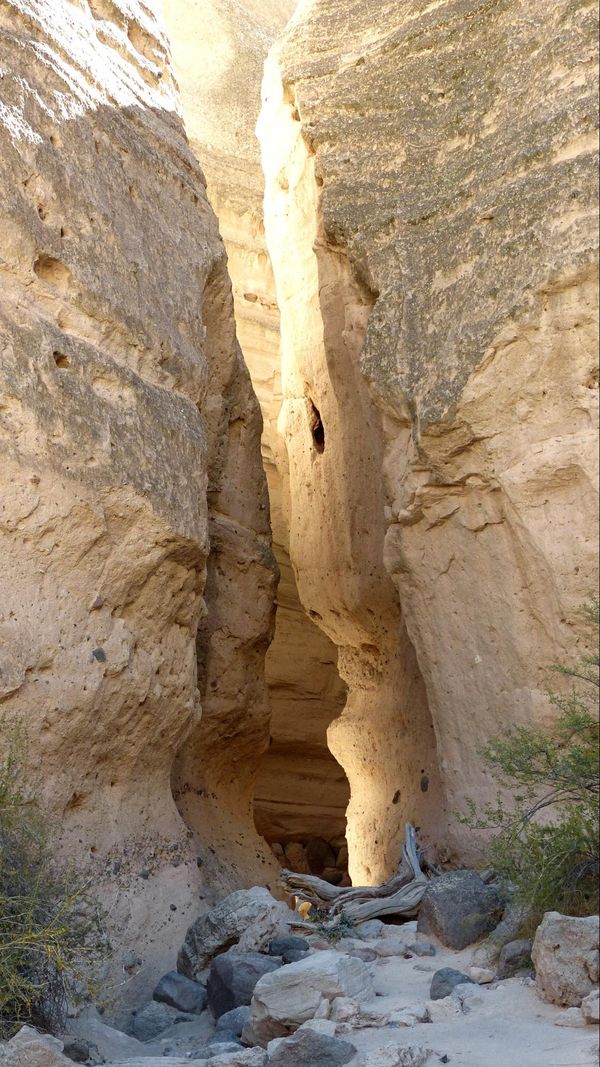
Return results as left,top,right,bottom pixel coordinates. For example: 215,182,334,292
0,0,276,1002
163,0,351,851
259,0,599,875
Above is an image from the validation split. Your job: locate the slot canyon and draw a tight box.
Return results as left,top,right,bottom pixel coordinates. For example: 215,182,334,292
0,0,598,1056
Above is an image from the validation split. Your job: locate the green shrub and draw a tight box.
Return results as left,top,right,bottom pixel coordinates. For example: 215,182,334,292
0,722,106,1038
461,597,599,923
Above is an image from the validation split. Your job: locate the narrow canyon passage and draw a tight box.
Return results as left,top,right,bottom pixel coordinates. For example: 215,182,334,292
163,0,354,881
0,0,596,1013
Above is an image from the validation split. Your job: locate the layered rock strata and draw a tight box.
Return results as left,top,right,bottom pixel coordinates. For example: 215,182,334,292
259,0,599,874
0,0,276,1001
163,0,351,852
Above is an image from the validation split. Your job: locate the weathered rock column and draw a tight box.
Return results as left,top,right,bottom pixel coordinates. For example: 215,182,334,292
259,0,599,869
0,0,276,1002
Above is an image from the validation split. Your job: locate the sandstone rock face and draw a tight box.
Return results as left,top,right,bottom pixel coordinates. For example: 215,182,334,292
0,0,276,1002
162,0,351,853
532,912,599,1006
259,0,599,873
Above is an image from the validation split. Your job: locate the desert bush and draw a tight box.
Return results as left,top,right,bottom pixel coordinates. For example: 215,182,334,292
461,597,599,922
0,722,106,1038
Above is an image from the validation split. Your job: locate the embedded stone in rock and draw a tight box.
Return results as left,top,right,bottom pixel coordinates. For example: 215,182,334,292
496,938,533,979
207,950,282,1018
244,950,374,1045
532,912,599,1006
153,970,207,1014
417,870,503,949
430,968,475,1001
267,1028,356,1067
178,888,294,978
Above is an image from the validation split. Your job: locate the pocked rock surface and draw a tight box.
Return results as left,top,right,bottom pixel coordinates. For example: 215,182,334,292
0,0,277,1003
258,0,599,877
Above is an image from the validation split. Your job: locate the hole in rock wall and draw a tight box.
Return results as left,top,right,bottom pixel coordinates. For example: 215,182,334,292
308,397,325,453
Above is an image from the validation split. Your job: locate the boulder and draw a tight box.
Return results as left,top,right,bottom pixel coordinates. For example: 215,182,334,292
267,1028,356,1066
532,912,599,1006
146,1014,215,1058
337,937,378,962
407,942,436,958
305,837,337,875
209,1051,267,1067
244,950,374,1045
61,1040,90,1064
430,968,475,1000
268,936,310,956
201,1041,244,1055
496,938,533,979
178,888,294,979
425,997,463,1023
417,870,503,950
131,1001,189,1041
0,1028,72,1066
64,1014,147,1062
154,971,207,1014
207,950,281,1018
582,989,600,1024
468,967,495,984
215,1006,251,1038
359,1045,432,1067
283,843,310,873
268,936,310,963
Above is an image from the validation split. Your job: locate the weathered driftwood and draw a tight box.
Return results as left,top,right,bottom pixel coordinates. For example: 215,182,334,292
282,822,429,926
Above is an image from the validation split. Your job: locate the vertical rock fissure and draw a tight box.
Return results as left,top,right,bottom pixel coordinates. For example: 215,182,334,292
258,59,445,885
162,0,354,882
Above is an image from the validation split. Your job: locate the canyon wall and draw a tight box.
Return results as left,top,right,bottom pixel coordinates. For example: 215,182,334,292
0,0,277,1004
259,0,599,875
163,0,351,856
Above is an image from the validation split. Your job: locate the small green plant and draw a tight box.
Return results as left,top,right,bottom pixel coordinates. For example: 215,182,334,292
461,597,599,923
0,721,106,1038
306,905,356,943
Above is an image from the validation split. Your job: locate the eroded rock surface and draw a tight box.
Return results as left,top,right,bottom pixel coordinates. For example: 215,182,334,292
0,0,276,1002
259,0,599,873
163,0,351,853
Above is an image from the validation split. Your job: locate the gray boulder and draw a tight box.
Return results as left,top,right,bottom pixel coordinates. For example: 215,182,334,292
496,938,533,979
267,1028,356,1066
131,1000,191,1040
268,936,310,964
178,887,294,979
153,969,207,1013
407,941,436,957
215,1005,251,1037
430,967,475,1000
207,950,281,1018
200,1040,245,1056
417,870,503,949
62,1039,90,1064
532,911,599,1006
